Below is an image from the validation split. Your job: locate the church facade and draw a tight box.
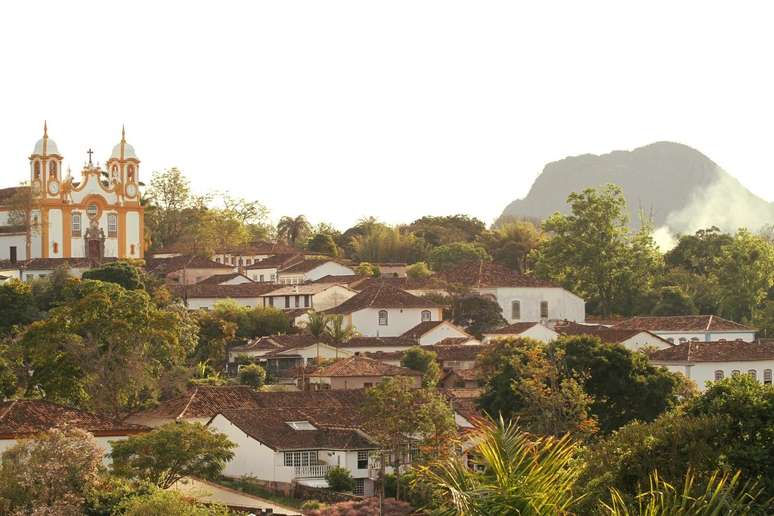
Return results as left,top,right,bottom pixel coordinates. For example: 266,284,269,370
0,123,144,263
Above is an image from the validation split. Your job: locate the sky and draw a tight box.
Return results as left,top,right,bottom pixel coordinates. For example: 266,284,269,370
1,1,773,230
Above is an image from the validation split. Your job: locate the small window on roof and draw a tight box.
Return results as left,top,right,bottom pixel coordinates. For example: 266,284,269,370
287,421,316,431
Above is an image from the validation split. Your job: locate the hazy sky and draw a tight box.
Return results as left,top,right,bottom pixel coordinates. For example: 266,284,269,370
1,2,773,229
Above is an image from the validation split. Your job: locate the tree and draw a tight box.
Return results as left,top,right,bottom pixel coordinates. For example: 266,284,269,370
450,294,506,338
713,229,774,322
0,280,40,336
665,226,733,276
362,378,456,500
0,427,103,515
144,168,205,251
356,262,380,277
193,309,237,370
419,417,585,515
477,338,598,438
307,233,339,256
407,214,487,246
489,220,543,273
533,185,661,316
400,347,441,387
406,261,432,279
325,466,355,492
116,489,231,516
426,242,491,272
325,314,357,345
277,214,312,247
210,300,291,341
555,335,689,433
650,285,698,316
82,261,145,290
754,300,774,339
350,225,429,264
238,363,266,389
110,422,236,489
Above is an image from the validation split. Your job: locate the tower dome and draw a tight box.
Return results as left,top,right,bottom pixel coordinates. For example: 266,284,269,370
31,122,60,156
110,126,138,160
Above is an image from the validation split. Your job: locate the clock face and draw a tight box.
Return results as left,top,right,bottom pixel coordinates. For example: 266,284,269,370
125,183,137,198
48,180,60,195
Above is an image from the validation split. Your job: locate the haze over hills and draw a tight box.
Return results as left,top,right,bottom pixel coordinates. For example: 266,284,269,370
497,141,774,248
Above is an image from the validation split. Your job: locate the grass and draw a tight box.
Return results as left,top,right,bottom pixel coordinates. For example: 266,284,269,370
218,476,307,510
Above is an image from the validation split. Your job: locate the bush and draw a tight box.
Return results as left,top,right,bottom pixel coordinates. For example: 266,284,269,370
117,490,231,515
238,363,266,389
325,466,354,492
301,499,322,510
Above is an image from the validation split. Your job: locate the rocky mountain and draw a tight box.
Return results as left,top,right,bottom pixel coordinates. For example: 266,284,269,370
497,142,774,238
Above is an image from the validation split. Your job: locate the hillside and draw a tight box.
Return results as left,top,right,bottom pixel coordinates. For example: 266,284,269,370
497,142,774,235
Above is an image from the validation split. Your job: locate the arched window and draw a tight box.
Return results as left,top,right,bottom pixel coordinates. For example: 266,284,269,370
748,369,757,381
107,213,118,237
421,310,431,322
33,161,41,180
127,165,135,182
511,300,521,320
86,203,98,219
52,242,58,254
764,369,772,385
71,213,82,236
714,370,724,381
49,161,57,178
540,301,549,319
130,244,136,255
378,310,388,326
731,370,740,377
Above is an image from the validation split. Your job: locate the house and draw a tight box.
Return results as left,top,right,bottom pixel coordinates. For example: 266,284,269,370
260,342,355,380
196,272,254,286
350,275,448,297
399,321,472,346
612,315,757,343
0,399,147,460
373,263,407,278
171,282,278,310
305,356,422,390
441,368,481,389
481,322,560,344
277,260,356,285
146,255,236,285
323,284,443,337
244,253,305,283
555,322,673,351
125,385,263,427
366,344,483,370
211,241,301,267
209,409,379,496
0,257,117,282
440,261,585,324
648,340,774,391
261,283,357,312
334,336,420,354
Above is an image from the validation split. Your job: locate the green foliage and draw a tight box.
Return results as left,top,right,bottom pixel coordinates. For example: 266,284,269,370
0,427,104,515
116,489,232,516
600,469,771,515
476,338,598,438
82,260,145,290
401,346,441,387
84,476,157,516
406,261,432,279
665,226,733,275
350,225,429,263
193,309,237,369
110,422,236,489
427,242,491,272
325,314,357,344
305,311,330,338
555,335,688,433
450,294,506,338
211,300,291,340
277,214,312,247
238,363,266,389
419,416,585,515
407,214,487,246
325,466,355,492
489,220,543,273
753,299,774,339
307,232,339,256
0,280,40,336
651,285,698,316
356,261,380,277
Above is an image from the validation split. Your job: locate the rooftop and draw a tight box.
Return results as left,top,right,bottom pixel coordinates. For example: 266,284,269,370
196,273,253,285
171,282,278,299
649,340,774,363
483,322,542,335
613,315,755,333
262,283,353,296
439,261,557,289
245,253,304,270
146,255,234,275
280,259,350,274
323,284,440,315
308,356,422,378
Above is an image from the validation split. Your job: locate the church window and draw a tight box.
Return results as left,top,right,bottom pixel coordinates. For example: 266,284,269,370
107,214,118,237
714,370,724,381
378,310,388,326
130,244,136,255
764,369,772,385
511,301,521,320
748,369,757,380
86,203,98,219
127,165,135,182
52,242,58,253
49,161,57,178
72,213,82,235
33,161,40,179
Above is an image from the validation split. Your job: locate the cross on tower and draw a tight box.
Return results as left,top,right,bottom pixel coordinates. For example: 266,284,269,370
86,148,94,165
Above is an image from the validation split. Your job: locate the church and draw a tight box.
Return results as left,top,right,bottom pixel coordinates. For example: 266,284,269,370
0,123,144,264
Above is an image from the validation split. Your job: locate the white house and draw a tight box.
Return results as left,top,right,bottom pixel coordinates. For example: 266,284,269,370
172,282,277,310
555,323,673,351
306,356,422,390
244,253,304,283
0,399,147,463
277,260,356,285
613,315,757,343
324,283,443,337
261,283,357,312
399,321,473,346
649,340,774,391
196,272,254,286
481,322,560,344
440,261,585,324
146,255,237,285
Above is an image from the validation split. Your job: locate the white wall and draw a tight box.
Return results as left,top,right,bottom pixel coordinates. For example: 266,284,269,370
48,208,62,258
313,286,357,311
655,331,757,343
0,234,27,260
620,332,672,351
479,287,585,324
126,210,141,258
305,262,355,282
248,267,278,283
656,360,774,391
350,307,443,337
419,323,470,346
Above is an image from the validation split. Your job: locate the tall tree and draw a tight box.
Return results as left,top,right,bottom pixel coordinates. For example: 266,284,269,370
665,226,733,275
276,214,312,247
426,242,491,272
401,347,441,387
450,294,506,338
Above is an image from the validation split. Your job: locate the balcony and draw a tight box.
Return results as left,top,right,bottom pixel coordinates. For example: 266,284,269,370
294,464,333,479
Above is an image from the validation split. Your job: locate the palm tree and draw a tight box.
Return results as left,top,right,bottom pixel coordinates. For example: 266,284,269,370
419,416,585,515
305,311,330,362
325,315,357,359
277,215,311,247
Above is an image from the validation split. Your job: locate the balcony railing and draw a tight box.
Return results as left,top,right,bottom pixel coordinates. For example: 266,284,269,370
294,464,333,479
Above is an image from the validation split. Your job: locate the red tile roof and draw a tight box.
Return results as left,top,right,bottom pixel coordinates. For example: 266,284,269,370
245,253,304,270
556,324,672,346
135,386,263,420
439,261,557,288
0,399,147,438
312,275,368,286
196,273,253,285
483,322,541,335
365,344,484,362
171,282,278,299
400,321,445,339
308,356,421,378
323,284,440,315
649,340,774,362
613,315,755,332
0,186,28,205
335,336,418,349
351,276,446,292
147,255,234,274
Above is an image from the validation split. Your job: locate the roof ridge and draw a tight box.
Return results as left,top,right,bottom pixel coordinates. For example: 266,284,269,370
177,387,199,420
706,315,713,331
0,399,19,423
367,281,384,308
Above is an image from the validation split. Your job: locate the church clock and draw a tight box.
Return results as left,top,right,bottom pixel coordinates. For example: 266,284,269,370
48,179,60,195
125,183,137,198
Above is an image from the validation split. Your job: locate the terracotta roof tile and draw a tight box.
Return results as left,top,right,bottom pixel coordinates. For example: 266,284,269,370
483,322,541,335
196,273,253,285
352,276,446,292
136,386,262,420
439,261,557,288
0,399,147,438
0,186,28,205
335,336,418,349
308,356,421,378
245,253,304,270
147,255,234,274
280,259,353,274
171,282,278,299
556,324,672,345
323,284,440,315
313,274,368,285
649,340,774,363
400,321,445,339
613,315,755,332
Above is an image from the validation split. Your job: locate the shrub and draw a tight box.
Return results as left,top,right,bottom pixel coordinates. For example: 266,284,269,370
325,466,354,492
238,363,266,389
